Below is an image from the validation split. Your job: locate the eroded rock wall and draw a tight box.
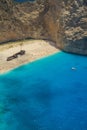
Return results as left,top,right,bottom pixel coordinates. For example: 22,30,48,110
58,0,87,55
0,0,87,55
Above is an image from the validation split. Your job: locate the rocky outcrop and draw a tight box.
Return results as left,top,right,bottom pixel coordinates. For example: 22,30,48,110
58,0,87,55
0,0,87,55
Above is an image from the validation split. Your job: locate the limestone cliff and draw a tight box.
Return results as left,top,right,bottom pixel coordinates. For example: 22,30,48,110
0,0,87,55
58,0,87,55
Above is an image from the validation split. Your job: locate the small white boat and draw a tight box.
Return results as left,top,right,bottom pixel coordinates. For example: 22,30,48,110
71,67,76,70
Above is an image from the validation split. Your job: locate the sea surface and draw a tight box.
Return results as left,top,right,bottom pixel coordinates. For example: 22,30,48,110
14,0,35,2
0,52,87,130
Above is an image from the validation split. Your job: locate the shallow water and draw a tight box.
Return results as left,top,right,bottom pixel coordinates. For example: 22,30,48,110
0,52,87,130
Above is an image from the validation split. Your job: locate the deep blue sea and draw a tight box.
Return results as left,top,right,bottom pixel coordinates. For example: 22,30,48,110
0,52,87,130
14,0,35,2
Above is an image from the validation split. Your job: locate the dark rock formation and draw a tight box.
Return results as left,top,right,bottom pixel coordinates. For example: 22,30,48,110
0,0,87,55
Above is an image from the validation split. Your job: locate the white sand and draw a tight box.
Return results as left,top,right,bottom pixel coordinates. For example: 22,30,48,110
0,40,60,74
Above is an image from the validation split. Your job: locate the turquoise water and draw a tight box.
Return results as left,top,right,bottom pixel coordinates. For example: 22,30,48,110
0,52,87,130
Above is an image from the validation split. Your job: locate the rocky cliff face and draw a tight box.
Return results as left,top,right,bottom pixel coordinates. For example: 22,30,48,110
0,0,87,55
58,0,87,55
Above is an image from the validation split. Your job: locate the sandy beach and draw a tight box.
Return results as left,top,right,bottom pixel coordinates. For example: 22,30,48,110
0,40,60,74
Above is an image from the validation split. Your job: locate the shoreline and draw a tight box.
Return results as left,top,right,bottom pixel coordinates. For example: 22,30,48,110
0,40,60,74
